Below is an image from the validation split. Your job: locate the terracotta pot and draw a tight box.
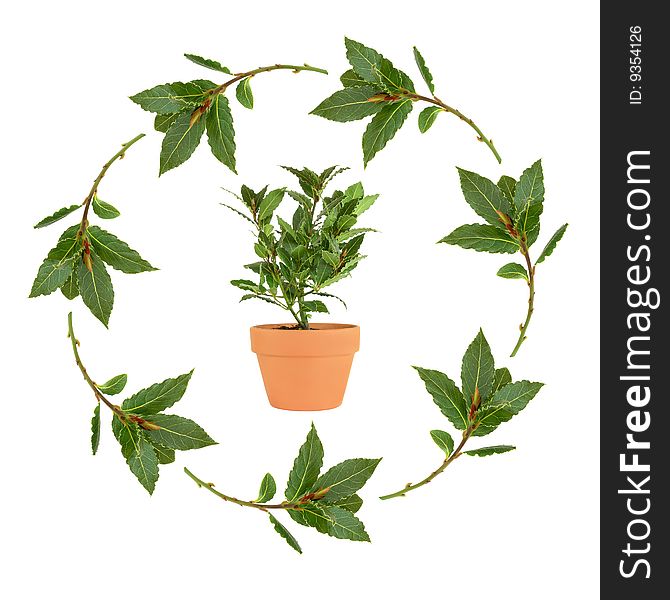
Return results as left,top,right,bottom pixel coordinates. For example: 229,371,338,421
250,323,360,411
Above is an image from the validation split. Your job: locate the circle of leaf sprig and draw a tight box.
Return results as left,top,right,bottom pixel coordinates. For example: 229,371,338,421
185,423,381,554
438,159,569,356
67,312,217,494
225,165,379,329
29,135,157,327
311,38,502,166
130,53,328,176
380,329,543,500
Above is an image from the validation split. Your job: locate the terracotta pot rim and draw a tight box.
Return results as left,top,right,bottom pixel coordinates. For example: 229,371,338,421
251,323,359,332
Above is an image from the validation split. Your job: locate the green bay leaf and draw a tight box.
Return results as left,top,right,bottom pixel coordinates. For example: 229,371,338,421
439,223,519,254
78,249,114,327
121,371,193,415
310,86,383,122
206,94,236,173
34,204,81,229
159,109,207,175
362,100,413,166
285,424,323,501
144,414,217,451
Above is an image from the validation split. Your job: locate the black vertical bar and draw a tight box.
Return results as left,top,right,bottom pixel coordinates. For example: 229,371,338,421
601,3,667,596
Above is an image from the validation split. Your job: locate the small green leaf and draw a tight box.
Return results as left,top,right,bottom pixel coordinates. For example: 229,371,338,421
91,404,101,455
159,109,207,175
354,194,379,216
268,514,302,554
60,271,79,300
457,168,511,226
439,223,519,254
362,100,413,166
34,204,80,229
92,196,121,219
235,78,254,109
285,424,324,502
464,445,516,457
340,69,368,87
30,225,80,297
310,86,383,122
184,53,231,74
154,112,179,133
497,262,528,280
87,226,156,274
206,94,236,173
256,473,277,503
78,249,114,327
302,300,329,313
418,106,442,133
414,367,468,430
257,188,285,222
144,414,217,450
430,430,454,455
122,371,194,415
98,374,128,395
321,250,340,267
536,223,568,264
153,443,176,464
413,46,435,94
461,329,495,404
313,458,381,502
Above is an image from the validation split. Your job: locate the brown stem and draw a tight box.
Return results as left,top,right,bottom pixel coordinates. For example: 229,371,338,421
403,92,501,164
210,63,328,97
184,468,308,512
380,428,473,500
510,240,535,357
77,134,146,238
67,312,125,419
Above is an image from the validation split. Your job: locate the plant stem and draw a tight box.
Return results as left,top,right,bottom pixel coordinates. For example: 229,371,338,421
211,63,328,96
380,429,472,500
404,92,501,164
510,242,536,357
184,468,305,511
78,134,146,237
67,312,125,419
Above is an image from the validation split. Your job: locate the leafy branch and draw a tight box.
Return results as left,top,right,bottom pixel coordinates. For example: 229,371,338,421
67,312,216,494
185,424,381,553
311,38,501,166
226,166,379,329
30,135,156,327
438,159,568,356
131,53,328,175
380,330,542,500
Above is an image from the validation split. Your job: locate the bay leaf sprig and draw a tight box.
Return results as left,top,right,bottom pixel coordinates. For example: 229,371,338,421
67,312,216,494
130,54,328,175
380,330,542,501
185,424,381,553
311,38,501,166
225,166,379,329
439,159,568,356
30,135,156,327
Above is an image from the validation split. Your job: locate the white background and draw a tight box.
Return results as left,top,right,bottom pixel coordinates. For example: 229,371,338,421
1,1,599,598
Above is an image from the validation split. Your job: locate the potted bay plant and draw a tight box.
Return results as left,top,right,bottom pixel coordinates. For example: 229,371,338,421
223,166,379,410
